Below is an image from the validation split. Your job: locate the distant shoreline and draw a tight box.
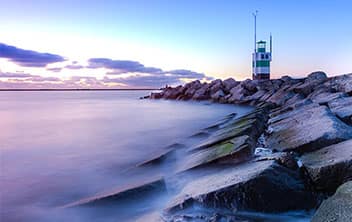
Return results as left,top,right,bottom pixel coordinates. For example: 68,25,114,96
0,88,159,91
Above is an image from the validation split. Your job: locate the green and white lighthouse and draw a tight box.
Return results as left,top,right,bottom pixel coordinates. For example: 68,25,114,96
252,11,272,80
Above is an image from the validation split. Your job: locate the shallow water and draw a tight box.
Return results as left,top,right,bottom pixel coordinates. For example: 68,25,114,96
0,90,252,222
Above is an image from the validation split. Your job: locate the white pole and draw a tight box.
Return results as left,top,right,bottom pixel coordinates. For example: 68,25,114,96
253,11,258,53
270,33,272,55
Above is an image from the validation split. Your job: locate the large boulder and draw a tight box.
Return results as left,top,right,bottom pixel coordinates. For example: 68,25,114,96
227,84,249,103
310,92,347,105
328,96,352,124
301,139,352,193
266,105,352,153
222,78,239,92
209,79,224,95
326,73,352,94
178,135,253,172
293,72,328,96
311,181,352,222
183,80,202,99
192,84,210,100
306,71,328,82
62,177,166,208
266,85,295,106
166,160,317,213
163,86,185,99
210,89,225,101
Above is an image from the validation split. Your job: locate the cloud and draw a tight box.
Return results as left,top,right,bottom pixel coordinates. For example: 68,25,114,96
88,58,163,74
87,57,211,87
0,43,65,67
0,72,35,78
46,67,62,72
28,76,61,82
65,64,84,69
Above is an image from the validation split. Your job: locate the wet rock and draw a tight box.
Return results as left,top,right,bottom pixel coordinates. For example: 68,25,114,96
62,177,166,208
227,84,248,103
306,71,328,82
137,149,176,167
311,92,347,105
151,92,163,99
223,78,239,92
243,89,267,103
301,139,352,193
266,85,295,106
179,135,254,172
193,84,210,100
211,89,225,101
184,80,202,99
293,72,328,96
166,160,316,213
195,109,267,150
164,86,185,99
209,79,224,95
241,79,258,93
328,96,352,124
325,73,352,94
266,105,352,153
311,181,352,222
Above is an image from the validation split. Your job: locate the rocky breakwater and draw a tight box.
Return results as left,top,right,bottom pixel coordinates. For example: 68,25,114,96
148,71,352,221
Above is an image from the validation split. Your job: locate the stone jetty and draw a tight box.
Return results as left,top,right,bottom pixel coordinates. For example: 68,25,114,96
147,71,352,221
64,72,351,221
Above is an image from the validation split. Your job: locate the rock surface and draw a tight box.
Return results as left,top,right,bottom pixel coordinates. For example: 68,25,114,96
312,181,352,222
167,159,316,213
142,72,352,219
301,139,352,193
266,105,352,153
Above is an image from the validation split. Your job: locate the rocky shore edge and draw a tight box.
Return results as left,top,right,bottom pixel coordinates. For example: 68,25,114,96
145,71,352,221
62,72,351,221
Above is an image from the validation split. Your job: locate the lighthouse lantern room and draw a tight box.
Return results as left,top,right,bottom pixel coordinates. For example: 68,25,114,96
252,11,272,80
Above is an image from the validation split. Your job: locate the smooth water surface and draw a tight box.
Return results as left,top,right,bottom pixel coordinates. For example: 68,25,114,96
0,91,251,221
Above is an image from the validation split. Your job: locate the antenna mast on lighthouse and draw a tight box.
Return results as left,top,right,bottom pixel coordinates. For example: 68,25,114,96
253,10,258,53
252,11,272,80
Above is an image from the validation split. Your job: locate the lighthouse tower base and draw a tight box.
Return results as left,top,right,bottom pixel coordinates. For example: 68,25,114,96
253,73,270,80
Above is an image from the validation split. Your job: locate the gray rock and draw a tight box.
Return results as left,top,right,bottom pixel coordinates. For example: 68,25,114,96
311,181,352,222
178,135,253,172
227,84,248,103
62,177,166,208
326,73,352,94
266,105,352,153
311,92,347,105
209,79,224,95
150,92,163,99
192,84,210,100
223,78,239,92
328,96,352,124
243,89,267,102
301,139,352,192
306,71,328,82
210,89,225,101
266,85,295,106
293,72,328,96
166,160,316,213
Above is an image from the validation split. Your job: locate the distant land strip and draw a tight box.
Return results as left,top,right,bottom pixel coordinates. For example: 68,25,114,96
0,88,159,91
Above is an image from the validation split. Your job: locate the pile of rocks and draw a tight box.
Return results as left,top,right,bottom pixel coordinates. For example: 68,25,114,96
63,72,351,221
148,71,352,221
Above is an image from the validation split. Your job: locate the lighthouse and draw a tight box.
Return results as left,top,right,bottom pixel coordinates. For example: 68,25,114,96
252,11,272,80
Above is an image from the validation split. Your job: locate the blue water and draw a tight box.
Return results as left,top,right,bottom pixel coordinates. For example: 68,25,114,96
0,90,251,222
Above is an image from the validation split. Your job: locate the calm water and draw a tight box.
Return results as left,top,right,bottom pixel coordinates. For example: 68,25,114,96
0,91,251,222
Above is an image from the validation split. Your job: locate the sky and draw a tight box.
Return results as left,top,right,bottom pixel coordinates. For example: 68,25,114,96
0,0,351,89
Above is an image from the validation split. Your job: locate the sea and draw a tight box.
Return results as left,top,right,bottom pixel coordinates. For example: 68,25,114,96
0,91,312,222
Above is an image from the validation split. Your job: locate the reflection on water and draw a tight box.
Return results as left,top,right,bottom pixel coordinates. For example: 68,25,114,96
0,91,250,222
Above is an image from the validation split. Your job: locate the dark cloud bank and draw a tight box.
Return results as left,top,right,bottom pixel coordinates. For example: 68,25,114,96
0,43,212,88
0,43,65,67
